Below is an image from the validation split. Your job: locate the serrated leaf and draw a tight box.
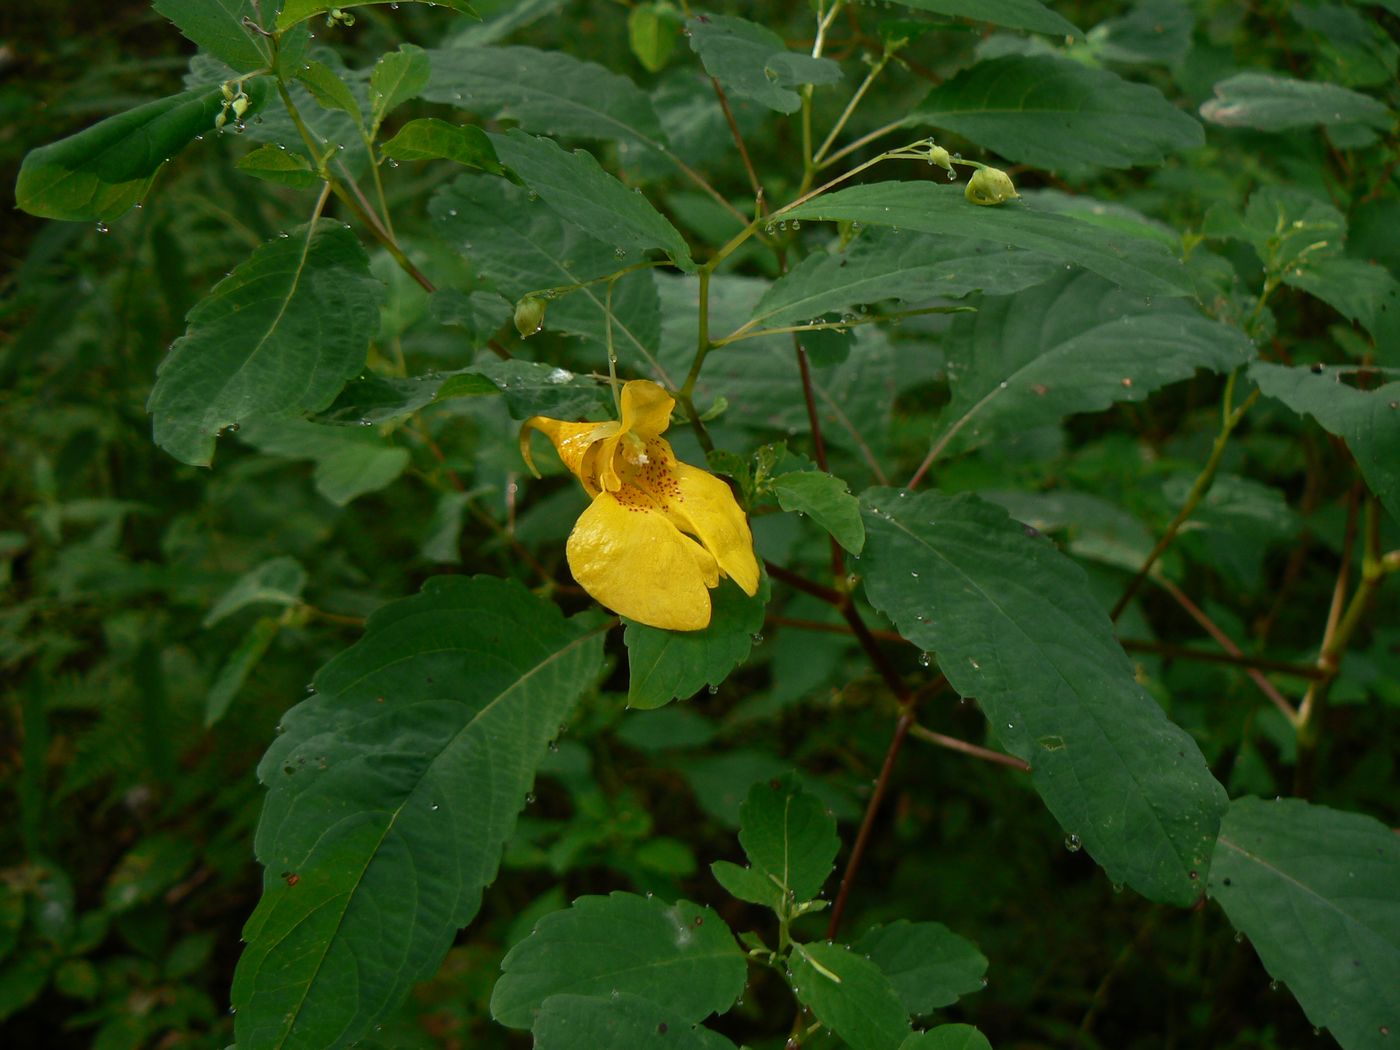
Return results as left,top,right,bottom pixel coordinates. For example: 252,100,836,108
277,0,477,31
1248,363,1400,522
231,577,604,1050
205,616,281,726
532,993,738,1050
686,14,842,114
380,118,503,172
789,941,911,1050
748,230,1062,330
469,359,613,419
854,921,988,1014
431,175,664,371
430,288,512,344
489,130,694,272
859,489,1228,904
910,55,1203,170
1199,72,1391,131
236,419,410,505
152,0,269,73
934,271,1254,457
369,44,430,130
625,574,770,710
204,555,307,627
235,143,320,188
887,0,1080,37
783,182,1195,298
1089,0,1193,65
295,60,362,121
1286,256,1400,355
738,774,839,903
1209,797,1400,1050
424,45,667,150
147,222,384,466
17,86,231,222
901,1026,994,1050
1204,187,1346,275
491,892,745,1028
710,860,783,910
772,471,865,555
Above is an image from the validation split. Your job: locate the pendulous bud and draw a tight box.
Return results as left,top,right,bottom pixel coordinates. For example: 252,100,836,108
965,166,1019,207
514,295,547,338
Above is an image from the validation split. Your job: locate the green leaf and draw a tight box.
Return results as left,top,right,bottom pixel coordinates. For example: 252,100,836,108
783,182,1195,298
887,0,1080,37
236,419,411,505
629,4,681,73
737,774,839,903
369,44,431,130
1248,363,1400,522
205,616,281,726
276,0,477,31
1088,0,1194,65
147,222,384,466
909,55,1203,170
380,118,503,172
1294,2,1399,89
1285,257,1400,355
789,941,911,1050
710,859,783,910
231,577,604,1050
934,271,1255,456
424,45,667,150
204,555,307,627
431,288,513,344
1199,72,1391,131
1209,797,1400,1050
901,1025,994,1050
152,0,269,73
491,892,746,1028
748,230,1061,330
489,130,694,272
686,14,843,114
1204,187,1346,275
772,471,865,555
235,143,320,188
624,575,770,710
859,489,1228,904
854,921,988,1014
16,86,228,222
295,60,363,121
431,175,664,370
533,993,738,1050
469,359,613,419
103,834,197,912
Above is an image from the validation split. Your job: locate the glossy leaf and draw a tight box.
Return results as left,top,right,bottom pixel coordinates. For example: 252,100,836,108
783,182,1195,298
276,0,477,31
152,0,269,72
231,577,605,1049
910,55,1203,169
686,14,843,114
491,892,745,1028
772,470,866,554
425,45,667,149
855,921,988,1014
369,44,431,130
1209,797,1400,1049
235,144,320,188
748,230,1062,330
1248,363,1400,522
533,993,739,1050
934,271,1255,456
737,774,839,903
204,556,307,627
17,86,227,222
789,941,911,1050
489,130,694,272
1199,72,1391,131
624,576,769,710
147,222,384,466
295,61,362,121
901,1026,994,1050
888,0,1080,37
859,488,1228,904
380,118,503,172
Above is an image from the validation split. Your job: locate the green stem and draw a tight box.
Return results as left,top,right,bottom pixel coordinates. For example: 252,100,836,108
813,52,890,166
715,305,973,349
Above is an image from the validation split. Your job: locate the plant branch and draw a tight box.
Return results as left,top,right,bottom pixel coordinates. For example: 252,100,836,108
813,52,890,166
710,76,763,206
1119,639,1326,680
908,723,1030,772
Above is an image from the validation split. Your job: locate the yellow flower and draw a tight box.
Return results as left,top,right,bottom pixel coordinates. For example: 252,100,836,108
521,380,760,631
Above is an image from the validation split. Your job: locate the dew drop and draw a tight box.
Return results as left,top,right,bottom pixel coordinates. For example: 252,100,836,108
1064,833,1082,853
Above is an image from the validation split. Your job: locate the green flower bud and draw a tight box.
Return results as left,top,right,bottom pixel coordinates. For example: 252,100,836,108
514,295,547,338
965,166,1019,207
231,94,250,119
927,144,952,172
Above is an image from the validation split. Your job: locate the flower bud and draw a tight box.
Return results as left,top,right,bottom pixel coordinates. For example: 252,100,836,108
514,295,547,338
965,166,1019,207
231,94,250,119
927,144,952,172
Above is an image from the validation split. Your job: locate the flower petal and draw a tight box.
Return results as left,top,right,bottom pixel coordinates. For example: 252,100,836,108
567,492,718,631
619,380,676,440
521,416,619,495
667,461,761,597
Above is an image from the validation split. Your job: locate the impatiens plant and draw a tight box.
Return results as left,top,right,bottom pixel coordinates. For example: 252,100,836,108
7,1,1400,1048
